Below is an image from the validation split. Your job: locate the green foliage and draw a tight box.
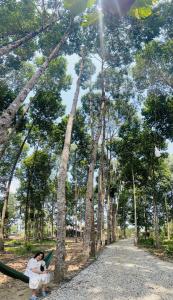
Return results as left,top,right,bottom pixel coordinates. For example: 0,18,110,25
5,239,22,247
75,58,96,89
0,81,15,114
138,238,154,247
64,0,95,16
142,94,173,141
36,56,72,92
133,40,173,93
81,11,100,27
0,0,39,37
130,0,158,19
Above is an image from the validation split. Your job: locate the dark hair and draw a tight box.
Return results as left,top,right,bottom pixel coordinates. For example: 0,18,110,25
34,252,44,259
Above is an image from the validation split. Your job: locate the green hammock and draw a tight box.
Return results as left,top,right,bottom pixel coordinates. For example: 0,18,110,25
0,251,53,283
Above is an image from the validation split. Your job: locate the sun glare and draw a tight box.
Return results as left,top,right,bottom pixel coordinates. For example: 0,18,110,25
98,0,105,56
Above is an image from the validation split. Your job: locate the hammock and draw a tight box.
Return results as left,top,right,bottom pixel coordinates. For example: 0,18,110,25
0,250,53,283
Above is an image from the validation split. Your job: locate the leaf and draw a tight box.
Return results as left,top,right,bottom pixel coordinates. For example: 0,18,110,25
130,0,158,19
81,11,100,27
133,6,152,19
87,0,96,8
63,0,88,16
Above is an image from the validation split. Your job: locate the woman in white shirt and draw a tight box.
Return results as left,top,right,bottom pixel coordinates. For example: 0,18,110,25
25,252,50,300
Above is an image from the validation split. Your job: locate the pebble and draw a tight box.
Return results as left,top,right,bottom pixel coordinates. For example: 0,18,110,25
45,239,173,300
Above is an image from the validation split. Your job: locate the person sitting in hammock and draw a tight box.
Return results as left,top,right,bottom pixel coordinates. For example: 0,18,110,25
25,251,50,300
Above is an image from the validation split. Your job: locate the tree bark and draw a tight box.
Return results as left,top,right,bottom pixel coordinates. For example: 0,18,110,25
153,192,160,248
0,25,71,149
0,23,53,57
74,182,78,243
165,196,170,240
84,98,106,256
97,166,105,248
90,197,96,257
97,104,106,248
54,56,84,283
107,194,113,244
152,164,160,248
112,201,116,242
132,167,138,245
25,174,31,241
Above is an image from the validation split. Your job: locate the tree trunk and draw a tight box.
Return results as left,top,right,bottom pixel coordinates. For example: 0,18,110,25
152,164,160,248
112,201,116,242
107,194,113,244
54,56,84,283
0,23,53,57
97,166,105,248
51,197,54,238
132,167,137,245
74,180,78,243
84,98,106,256
90,195,96,257
0,25,71,148
165,196,170,240
0,126,32,250
97,103,106,248
153,193,160,248
25,179,31,241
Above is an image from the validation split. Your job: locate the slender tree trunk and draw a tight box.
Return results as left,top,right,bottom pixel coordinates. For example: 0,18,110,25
25,178,31,241
84,98,106,256
74,181,78,243
51,197,54,238
97,104,106,248
106,146,112,245
54,56,84,283
132,167,137,245
0,25,71,148
165,196,170,240
152,165,160,248
97,166,104,248
90,196,96,257
0,126,32,250
107,194,113,244
153,193,160,248
0,23,53,57
84,54,106,256
143,193,148,239
112,201,116,242
25,144,39,241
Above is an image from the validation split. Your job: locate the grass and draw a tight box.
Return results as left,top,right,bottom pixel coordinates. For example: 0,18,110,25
5,238,56,256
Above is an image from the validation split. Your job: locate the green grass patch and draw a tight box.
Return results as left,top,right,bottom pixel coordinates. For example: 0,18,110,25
5,239,23,247
5,239,56,256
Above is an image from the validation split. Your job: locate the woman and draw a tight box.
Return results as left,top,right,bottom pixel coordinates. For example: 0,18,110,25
25,252,50,300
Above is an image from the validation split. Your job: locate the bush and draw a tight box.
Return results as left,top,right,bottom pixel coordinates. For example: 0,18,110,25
138,238,154,247
24,242,33,251
163,240,173,256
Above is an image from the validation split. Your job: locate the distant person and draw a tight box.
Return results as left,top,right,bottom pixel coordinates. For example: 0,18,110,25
25,252,50,300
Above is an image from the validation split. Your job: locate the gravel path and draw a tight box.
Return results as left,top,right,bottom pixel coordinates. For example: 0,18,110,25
46,239,173,300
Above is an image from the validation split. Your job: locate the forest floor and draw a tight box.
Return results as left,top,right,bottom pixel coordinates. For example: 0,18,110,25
45,238,173,300
0,238,89,300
